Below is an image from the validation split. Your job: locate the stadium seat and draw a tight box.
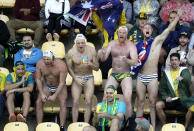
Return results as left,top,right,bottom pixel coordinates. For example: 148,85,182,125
2,0,15,8
67,122,90,131
14,107,34,113
44,29,69,35
4,122,28,131
108,68,112,78
74,28,99,35
40,0,45,7
0,14,9,23
115,94,124,102
165,110,185,123
43,98,60,113
16,28,35,34
78,94,98,113
0,67,9,76
134,93,150,115
93,70,103,86
41,41,66,59
36,122,60,131
161,123,185,131
66,73,73,87
149,125,153,131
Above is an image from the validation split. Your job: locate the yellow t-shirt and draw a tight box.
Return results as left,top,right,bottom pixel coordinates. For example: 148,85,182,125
170,68,180,97
0,72,6,91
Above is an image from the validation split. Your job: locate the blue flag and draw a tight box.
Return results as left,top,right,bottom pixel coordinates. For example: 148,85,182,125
68,0,123,37
130,38,154,75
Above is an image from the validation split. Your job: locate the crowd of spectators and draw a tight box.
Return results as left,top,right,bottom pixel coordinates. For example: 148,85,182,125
0,0,194,131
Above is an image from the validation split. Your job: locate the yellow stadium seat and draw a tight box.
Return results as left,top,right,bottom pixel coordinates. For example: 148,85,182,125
41,41,65,59
161,123,185,131
193,127,194,131
78,94,98,113
16,28,35,34
66,73,73,87
107,68,112,78
67,122,90,131
43,98,60,113
115,94,124,102
36,122,60,131
14,107,34,113
74,29,99,35
134,93,150,115
44,29,69,35
2,0,15,8
40,0,45,7
4,122,28,131
0,67,9,77
93,69,102,86
149,125,153,131
0,15,9,23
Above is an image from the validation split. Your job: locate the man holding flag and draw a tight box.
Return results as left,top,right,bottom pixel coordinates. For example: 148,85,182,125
132,8,184,131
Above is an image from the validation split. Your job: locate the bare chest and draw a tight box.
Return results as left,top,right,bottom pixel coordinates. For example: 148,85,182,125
111,45,131,57
41,67,60,77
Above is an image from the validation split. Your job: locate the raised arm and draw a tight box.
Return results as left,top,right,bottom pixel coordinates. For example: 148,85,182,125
97,43,112,62
155,8,183,45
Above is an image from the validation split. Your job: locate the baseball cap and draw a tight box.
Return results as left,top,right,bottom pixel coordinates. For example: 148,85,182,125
135,117,150,131
137,12,148,20
15,61,25,67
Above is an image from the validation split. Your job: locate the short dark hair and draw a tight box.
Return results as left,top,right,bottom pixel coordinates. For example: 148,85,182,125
22,33,33,40
169,11,177,17
170,53,180,60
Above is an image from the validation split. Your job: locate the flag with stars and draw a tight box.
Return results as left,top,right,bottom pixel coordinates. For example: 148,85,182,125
68,0,123,37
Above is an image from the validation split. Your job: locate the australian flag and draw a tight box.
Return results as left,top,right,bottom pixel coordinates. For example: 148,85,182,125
68,0,123,38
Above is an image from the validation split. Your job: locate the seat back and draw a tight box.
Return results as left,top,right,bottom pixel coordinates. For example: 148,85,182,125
161,123,185,131
4,122,28,131
0,15,9,23
67,122,90,131
36,122,60,131
107,68,112,78
0,67,9,76
42,41,65,59
78,94,98,113
93,69,102,86
115,94,124,102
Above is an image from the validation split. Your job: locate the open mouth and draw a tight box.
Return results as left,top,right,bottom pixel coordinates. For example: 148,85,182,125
146,32,149,35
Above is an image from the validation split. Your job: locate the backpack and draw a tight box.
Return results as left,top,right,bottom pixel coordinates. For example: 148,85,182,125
5,40,23,59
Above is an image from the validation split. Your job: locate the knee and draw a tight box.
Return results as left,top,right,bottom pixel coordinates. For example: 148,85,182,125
124,97,131,105
85,98,92,106
23,92,30,98
156,101,164,110
150,101,156,109
59,99,66,107
73,99,79,106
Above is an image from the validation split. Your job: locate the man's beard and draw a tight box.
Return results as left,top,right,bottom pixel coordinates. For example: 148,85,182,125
24,45,33,49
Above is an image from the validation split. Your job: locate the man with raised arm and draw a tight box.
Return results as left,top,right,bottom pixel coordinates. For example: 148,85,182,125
36,50,67,131
134,8,184,131
66,34,99,123
98,26,138,119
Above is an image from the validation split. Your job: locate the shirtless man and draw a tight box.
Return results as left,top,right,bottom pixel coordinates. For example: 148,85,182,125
66,34,99,123
36,50,67,131
98,26,138,118
135,8,184,131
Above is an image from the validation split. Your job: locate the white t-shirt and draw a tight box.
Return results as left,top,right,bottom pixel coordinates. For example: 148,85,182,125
23,50,32,59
